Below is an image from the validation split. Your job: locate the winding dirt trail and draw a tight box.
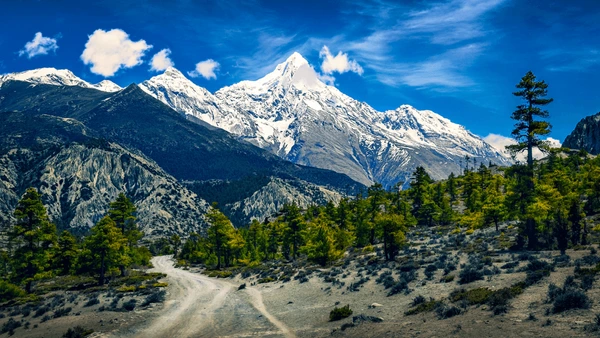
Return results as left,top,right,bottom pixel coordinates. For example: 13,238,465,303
121,256,295,338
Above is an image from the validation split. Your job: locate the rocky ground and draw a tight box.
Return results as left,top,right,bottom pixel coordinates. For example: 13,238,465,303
3,223,600,337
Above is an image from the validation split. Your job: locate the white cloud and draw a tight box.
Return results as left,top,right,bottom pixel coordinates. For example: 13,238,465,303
317,73,336,86
319,45,364,75
188,59,220,80
150,48,174,72
484,134,562,162
19,32,58,59
80,29,152,77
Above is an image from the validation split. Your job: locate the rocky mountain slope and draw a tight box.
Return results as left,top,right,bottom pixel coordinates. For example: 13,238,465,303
0,112,208,237
563,112,600,155
0,80,361,229
141,52,511,187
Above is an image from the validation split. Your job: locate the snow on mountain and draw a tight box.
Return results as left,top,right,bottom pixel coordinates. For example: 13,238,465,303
214,53,511,186
138,67,256,137
5,57,511,188
0,68,121,92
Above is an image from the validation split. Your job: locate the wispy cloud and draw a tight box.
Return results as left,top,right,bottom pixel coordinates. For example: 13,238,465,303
331,0,505,89
403,0,506,45
541,48,600,72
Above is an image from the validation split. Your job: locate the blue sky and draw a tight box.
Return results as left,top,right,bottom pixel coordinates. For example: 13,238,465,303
1,0,599,145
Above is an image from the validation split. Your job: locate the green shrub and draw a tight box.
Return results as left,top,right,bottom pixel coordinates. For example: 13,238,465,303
117,285,136,292
152,282,168,288
62,326,94,338
442,275,455,283
122,299,137,312
329,305,352,321
0,281,26,303
436,304,461,319
405,299,443,316
450,288,494,305
458,266,483,284
206,270,233,278
257,277,274,284
552,289,591,313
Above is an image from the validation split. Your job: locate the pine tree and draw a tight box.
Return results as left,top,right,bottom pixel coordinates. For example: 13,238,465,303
170,234,181,258
108,194,141,276
83,216,128,285
506,71,553,250
482,176,507,232
56,230,78,275
9,188,57,293
300,215,341,266
206,205,235,269
507,71,553,167
281,204,305,260
375,213,406,261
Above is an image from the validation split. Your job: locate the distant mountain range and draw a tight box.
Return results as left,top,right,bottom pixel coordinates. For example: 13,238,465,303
563,112,600,155
140,53,511,187
0,54,514,235
0,80,358,235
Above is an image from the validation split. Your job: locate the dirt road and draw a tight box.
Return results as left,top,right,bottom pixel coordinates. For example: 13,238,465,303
120,256,295,338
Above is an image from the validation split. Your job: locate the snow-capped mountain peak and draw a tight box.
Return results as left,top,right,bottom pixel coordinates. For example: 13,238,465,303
0,67,121,92
227,52,327,95
8,54,508,187
138,67,255,137
93,80,122,92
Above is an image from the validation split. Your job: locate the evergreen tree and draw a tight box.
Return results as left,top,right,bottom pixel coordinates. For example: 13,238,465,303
9,188,57,293
300,215,341,266
56,230,78,275
108,194,141,247
170,234,181,258
568,198,584,246
506,71,553,249
375,213,406,261
83,216,128,285
108,194,141,275
206,205,235,269
507,71,553,167
281,204,305,260
447,172,458,203
482,176,507,232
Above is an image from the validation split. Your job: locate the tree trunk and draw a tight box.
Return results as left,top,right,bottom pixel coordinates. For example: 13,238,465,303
526,218,537,250
495,220,499,232
99,252,106,285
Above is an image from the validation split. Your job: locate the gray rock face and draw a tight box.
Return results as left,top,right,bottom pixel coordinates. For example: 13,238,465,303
225,177,341,223
0,113,208,237
563,112,600,155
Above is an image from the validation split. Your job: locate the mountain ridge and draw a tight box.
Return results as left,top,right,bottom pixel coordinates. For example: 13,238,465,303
2,54,511,187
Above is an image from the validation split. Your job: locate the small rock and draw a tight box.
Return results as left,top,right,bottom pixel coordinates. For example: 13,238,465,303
369,303,383,308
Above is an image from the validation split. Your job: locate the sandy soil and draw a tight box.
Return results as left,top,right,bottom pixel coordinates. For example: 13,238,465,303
114,256,295,338
105,248,600,338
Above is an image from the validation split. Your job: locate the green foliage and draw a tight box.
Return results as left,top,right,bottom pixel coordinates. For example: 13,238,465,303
329,304,352,321
405,299,443,316
0,280,26,303
62,326,94,338
8,188,58,292
56,230,78,275
82,216,128,285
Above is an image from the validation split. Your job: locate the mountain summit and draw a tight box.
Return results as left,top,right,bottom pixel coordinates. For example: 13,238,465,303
0,67,121,92
6,54,511,187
